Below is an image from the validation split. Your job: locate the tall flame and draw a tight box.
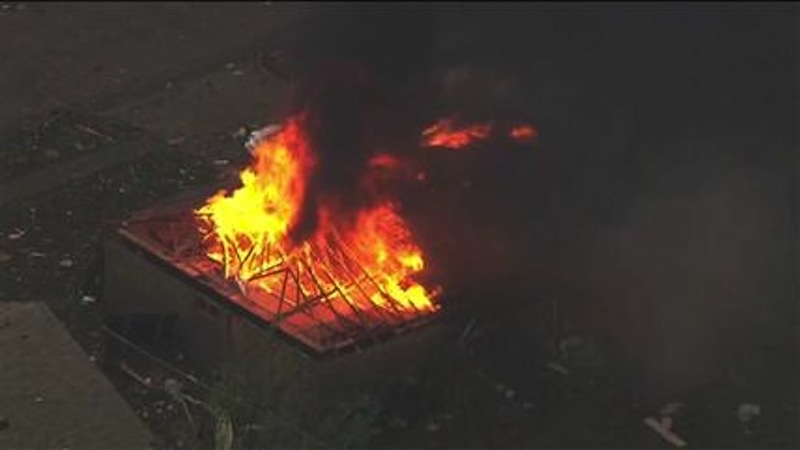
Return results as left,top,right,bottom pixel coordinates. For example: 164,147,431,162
195,115,437,317
196,117,313,279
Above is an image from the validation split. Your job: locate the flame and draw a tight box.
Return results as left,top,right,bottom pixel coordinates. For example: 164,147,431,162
510,124,537,142
196,117,314,279
421,116,538,149
421,117,492,149
195,115,438,319
343,204,434,312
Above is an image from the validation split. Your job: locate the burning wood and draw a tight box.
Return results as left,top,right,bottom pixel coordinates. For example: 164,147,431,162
195,116,438,317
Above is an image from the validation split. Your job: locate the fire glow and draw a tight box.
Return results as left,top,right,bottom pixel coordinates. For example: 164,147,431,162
421,117,538,149
195,116,439,336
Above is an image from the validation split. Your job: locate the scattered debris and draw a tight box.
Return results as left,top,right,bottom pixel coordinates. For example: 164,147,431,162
738,402,761,434
737,403,761,422
119,361,154,388
212,159,230,166
44,149,60,159
232,69,244,76
28,251,46,258
233,126,248,139
225,62,236,71
80,295,96,305
504,389,516,400
0,252,11,264
168,136,186,146
644,416,688,448
8,228,26,240
74,123,114,141
426,422,440,432
34,396,44,404
59,258,74,268
546,361,570,375
163,378,183,398
458,318,477,344
645,402,687,448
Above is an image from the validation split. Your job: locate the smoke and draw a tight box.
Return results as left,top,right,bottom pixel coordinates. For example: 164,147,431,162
278,6,538,244
280,7,445,242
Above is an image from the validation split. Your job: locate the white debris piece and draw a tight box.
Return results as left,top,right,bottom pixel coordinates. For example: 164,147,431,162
644,416,688,448
80,295,96,305
546,361,570,375
8,228,26,240
737,403,761,422
245,124,282,154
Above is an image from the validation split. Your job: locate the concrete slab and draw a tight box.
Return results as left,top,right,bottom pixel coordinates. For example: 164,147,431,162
0,302,152,449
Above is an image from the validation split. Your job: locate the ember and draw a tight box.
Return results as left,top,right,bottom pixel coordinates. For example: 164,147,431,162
421,116,537,149
421,117,493,149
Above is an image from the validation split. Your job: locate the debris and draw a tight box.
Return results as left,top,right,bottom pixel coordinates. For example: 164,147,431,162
225,62,236,70
458,318,477,344
504,389,516,399
232,69,244,76
8,228,26,240
74,123,113,141
34,396,44,404
28,251,46,258
44,149,60,159
80,295,96,305
0,252,11,264
245,124,282,153
644,416,688,448
167,136,186,146
59,258,74,268
163,378,184,398
212,159,230,166
119,361,154,388
737,403,761,422
546,361,570,375
233,126,248,139
426,422,440,432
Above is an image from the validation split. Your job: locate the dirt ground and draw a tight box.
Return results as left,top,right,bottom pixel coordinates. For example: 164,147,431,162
1,3,797,449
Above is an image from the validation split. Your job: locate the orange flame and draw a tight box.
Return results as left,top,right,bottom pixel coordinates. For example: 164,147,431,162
422,117,538,149
195,116,438,318
421,117,492,149
510,124,538,142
